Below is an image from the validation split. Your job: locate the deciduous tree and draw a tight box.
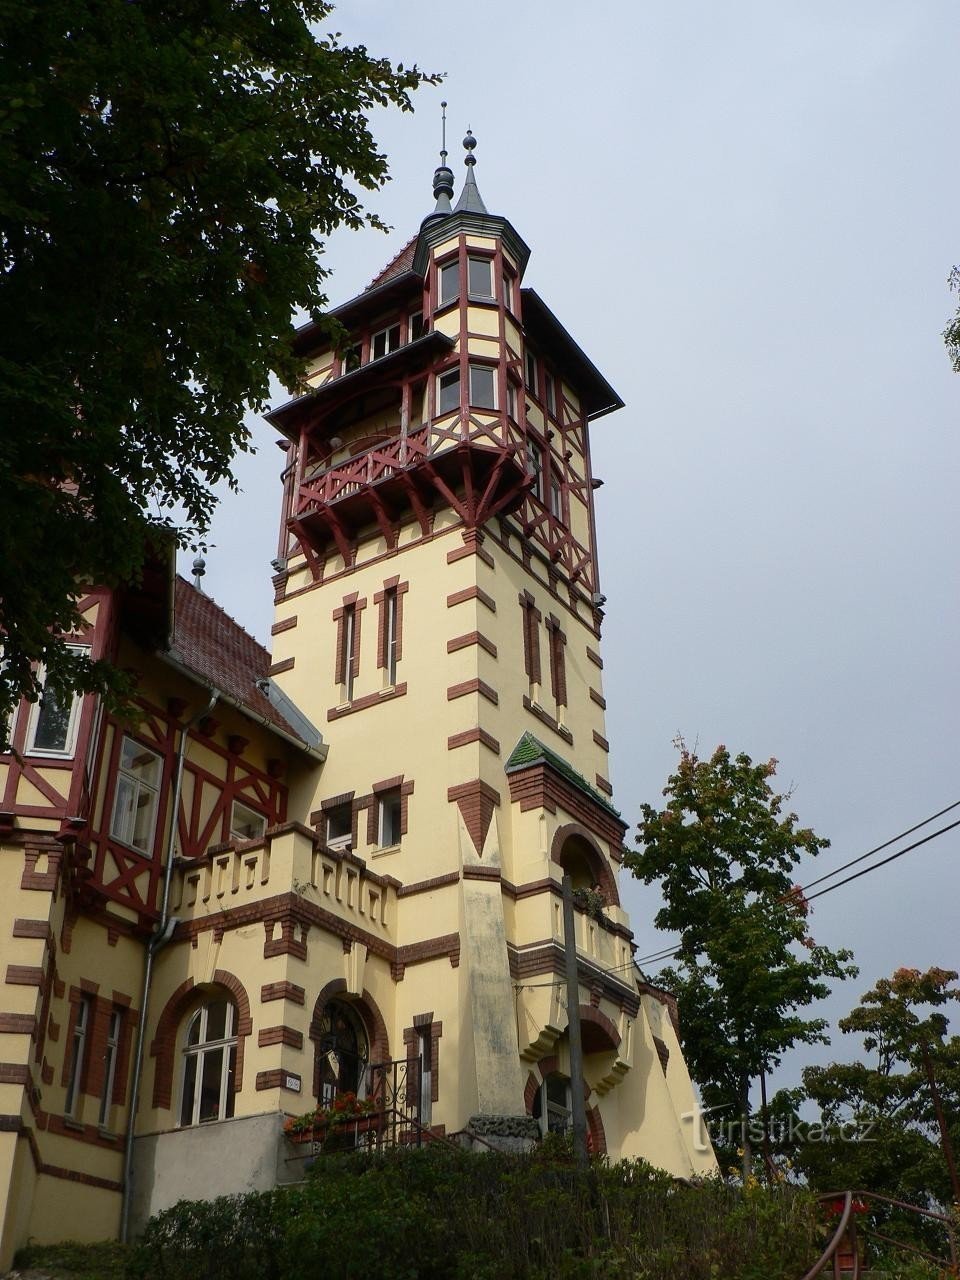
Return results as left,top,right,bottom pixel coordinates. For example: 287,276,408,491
0,0,433,731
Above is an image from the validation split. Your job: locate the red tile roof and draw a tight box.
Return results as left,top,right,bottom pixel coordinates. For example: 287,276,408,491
365,235,418,290
171,577,305,745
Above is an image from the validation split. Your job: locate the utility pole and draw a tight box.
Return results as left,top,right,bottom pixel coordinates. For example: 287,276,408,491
561,874,589,1167
920,1038,960,1205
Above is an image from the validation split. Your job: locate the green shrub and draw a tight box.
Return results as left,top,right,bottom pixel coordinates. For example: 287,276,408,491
13,1238,129,1279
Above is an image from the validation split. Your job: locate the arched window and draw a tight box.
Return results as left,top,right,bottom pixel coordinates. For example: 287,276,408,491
179,997,237,1126
532,1072,571,1137
314,998,369,1105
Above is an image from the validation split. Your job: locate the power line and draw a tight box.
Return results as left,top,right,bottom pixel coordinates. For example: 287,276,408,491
804,817,960,904
797,799,960,894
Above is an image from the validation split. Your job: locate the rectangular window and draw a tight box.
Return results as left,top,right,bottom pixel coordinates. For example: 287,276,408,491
384,589,399,685
110,737,162,853
502,272,514,311
506,381,518,421
548,620,567,707
468,364,497,411
27,650,86,757
98,1008,122,1129
467,255,493,298
338,603,357,701
231,800,267,842
520,596,542,687
550,475,564,522
326,802,352,849
525,349,538,397
371,323,401,361
66,994,92,1117
437,368,460,415
438,260,459,307
342,342,361,373
417,1025,433,1125
378,789,402,848
410,310,425,341
527,439,544,502
544,373,556,418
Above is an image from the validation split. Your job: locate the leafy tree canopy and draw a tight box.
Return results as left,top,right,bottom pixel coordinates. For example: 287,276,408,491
0,0,434,729
945,267,960,372
624,741,856,1149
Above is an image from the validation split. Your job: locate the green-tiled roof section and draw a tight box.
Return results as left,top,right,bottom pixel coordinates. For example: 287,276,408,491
504,732,621,820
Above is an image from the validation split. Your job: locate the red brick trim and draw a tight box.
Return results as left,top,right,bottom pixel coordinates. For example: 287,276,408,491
522,695,573,745
263,919,309,961
585,647,603,669
519,593,542,685
595,774,613,797
20,849,61,892
447,728,500,755
589,687,606,710
592,731,610,752
260,982,305,1006
309,982,390,1095
268,657,295,675
150,969,252,1111
447,631,497,658
393,933,460,981
327,682,407,721
256,1068,303,1092
508,942,640,1017
374,578,409,671
446,586,496,612
5,966,43,986
271,616,298,635
12,919,52,941
587,1104,608,1156
447,529,494,568
403,1014,442,1105
462,865,501,882
332,595,367,686
550,822,620,907
396,871,461,899
0,1013,37,1035
447,780,501,856
508,763,627,841
545,615,567,707
447,678,498,706
258,1025,303,1050
652,1035,670,1074
372,775,404,793
638,983,681,1037
579,1005,621,1052
0,1062,30,1084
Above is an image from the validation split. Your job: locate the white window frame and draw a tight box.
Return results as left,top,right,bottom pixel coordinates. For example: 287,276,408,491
506,381,518,421
378,789,402,848
467,255,493,298
98,1008,122,1129
230,799,267,843
25,646,87,758
438,260,459,307
341,603,356,701
371,322,401,361
502,272,514,312
468,363,497,411
66,994,93,1117
550,474,564,522
544,372,557,418
437,368,460,416
179,1000,237,1127
417,1025,433,1125
409,310,425,341
534,1073,572,1138
326,802,352,850
110,736,162,853
384,589,399,686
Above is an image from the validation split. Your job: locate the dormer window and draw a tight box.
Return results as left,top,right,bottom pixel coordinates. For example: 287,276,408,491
438,260,459,307
371,323,401,361
467,256,493,299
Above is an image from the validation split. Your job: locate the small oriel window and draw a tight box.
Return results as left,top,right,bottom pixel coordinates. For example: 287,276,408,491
326,802,352,848
378,790,402,848
467,256,493,298
111,737,162,853
527,439,544,501
371,323,401,361
550,476,564,522
180,999,237,1126
438,260,459,307
410,311,426,341
231,800,267,842
468,364,496,411
437,368,460,415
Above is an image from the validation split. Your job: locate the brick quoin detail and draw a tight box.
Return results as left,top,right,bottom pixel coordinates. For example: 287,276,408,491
447,780,501,856
270,616,298,635
12,919,52,941
447,728,500,755
447,631,497,658
268,657,295,675
260,981,305,1006
447,678,498,706
258,1025,303,1050
5,966,44,986
263,918,309,961
446,586,496,613
0,1013,37,1035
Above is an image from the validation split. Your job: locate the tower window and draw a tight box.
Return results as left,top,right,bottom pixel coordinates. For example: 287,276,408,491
378,789,403,848
438,260,459,307
527,439,544,502
506,381,518,421
520,594,542,688
26,648,87,757
525,349,538,397
110,737,162,853
371,323,401,361
384,588,399,685
502,272,515,312
98,1008,123,1130
468,364,497,411
437,368,460,415
65,994,93,1117
230,800,267,843
550,475,564,523
532,1072,572,1136
337,603,358,700
467,256,493,298
544,373,557,418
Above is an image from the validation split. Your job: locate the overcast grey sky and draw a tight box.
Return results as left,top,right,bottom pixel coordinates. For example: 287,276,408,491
188,2,960,1093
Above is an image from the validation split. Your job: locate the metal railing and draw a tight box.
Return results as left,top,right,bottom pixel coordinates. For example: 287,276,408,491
802,1190,958,1278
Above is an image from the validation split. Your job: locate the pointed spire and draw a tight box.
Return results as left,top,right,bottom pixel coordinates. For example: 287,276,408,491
429,100,454,216
454,127,488,215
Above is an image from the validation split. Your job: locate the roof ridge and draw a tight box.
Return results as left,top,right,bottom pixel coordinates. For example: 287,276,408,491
174,574,272,664
365,234,419,291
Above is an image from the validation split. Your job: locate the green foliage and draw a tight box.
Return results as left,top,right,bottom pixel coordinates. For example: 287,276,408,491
127,1147,820,1280
13,1237,129,1278
793,967,960,1217
0,0,435,727
624,740,856,1138
945,266,960,372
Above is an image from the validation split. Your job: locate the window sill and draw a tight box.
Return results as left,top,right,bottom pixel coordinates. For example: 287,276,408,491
327,683,407,721
522,695,573,745
371,844,400,859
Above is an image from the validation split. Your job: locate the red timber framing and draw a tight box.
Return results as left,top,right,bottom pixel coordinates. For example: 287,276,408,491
83,695,288,921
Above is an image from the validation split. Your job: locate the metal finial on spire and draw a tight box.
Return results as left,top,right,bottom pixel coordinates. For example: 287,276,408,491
429,99,454,214
192,555,206,591
454,125,487,214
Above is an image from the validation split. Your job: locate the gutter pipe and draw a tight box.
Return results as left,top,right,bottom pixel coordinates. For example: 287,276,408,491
119,689,218,1242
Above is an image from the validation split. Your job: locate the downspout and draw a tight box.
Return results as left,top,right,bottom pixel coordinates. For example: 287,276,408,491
119,689,218,1242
